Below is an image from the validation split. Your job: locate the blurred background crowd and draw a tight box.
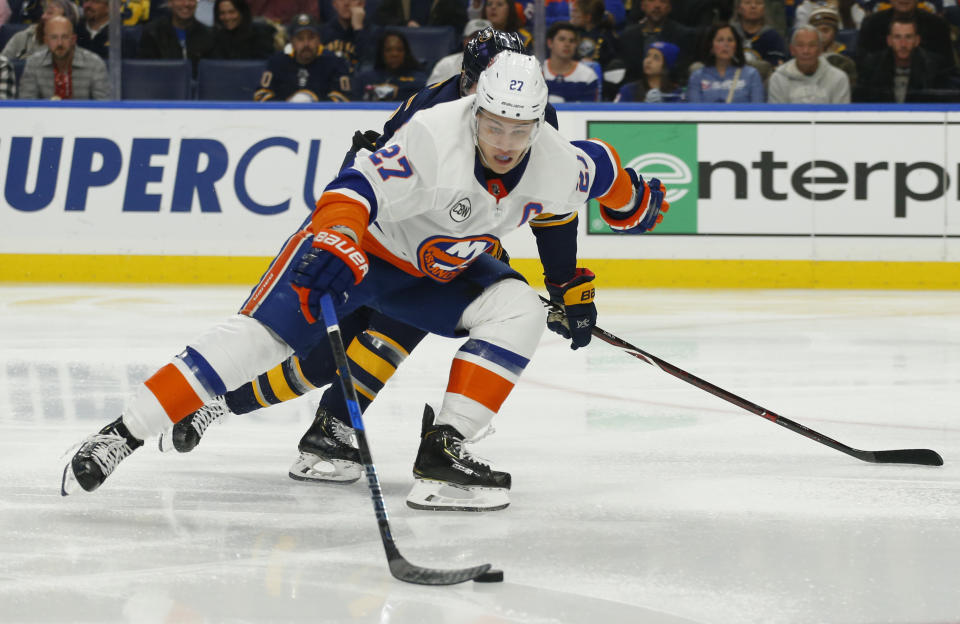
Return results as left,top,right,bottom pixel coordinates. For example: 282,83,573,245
2,0,959,102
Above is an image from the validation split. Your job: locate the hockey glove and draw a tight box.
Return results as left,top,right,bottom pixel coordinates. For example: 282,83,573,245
351,129,381,153
605,169,669,234
545,268,597,350
290,228,369,324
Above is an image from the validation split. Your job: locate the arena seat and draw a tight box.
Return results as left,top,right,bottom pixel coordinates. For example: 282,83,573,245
391,26,457,70
121,25,143,58
0,23,30,53
835,29,857,57
121,59,192,100
196,59,267,101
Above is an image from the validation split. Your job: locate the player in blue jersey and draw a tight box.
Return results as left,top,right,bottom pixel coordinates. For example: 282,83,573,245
159,27,558,486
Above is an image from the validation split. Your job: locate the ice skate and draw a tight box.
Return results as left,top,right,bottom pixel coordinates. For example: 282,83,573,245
406,405,511,512
288,407,362,483
158,395,229,453
61,416,144,496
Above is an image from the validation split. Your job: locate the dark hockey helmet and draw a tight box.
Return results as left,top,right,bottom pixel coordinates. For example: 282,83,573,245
460,28,526,95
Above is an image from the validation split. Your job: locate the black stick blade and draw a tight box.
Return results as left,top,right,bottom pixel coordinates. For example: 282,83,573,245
389,559,493,586
864,448,944,466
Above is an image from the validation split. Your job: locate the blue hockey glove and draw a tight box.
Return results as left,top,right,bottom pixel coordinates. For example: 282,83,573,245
290,229,369,324
544,268,597,350
604,169,669,234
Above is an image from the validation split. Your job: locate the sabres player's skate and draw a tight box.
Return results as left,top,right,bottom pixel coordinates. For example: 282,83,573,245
406,405,511,512
158,394,229,453
288,407,362,483
61,416,144,495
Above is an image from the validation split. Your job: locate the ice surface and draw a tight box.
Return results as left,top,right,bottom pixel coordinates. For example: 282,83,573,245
1,285,958,623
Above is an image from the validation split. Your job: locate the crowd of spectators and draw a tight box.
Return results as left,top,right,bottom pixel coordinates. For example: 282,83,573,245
2,0,960,101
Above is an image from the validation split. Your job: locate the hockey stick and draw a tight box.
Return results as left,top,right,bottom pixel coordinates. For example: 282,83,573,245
318,294,498,585
540,296,943,467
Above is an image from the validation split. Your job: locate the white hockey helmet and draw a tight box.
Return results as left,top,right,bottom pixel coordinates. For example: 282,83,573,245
472,50,548,127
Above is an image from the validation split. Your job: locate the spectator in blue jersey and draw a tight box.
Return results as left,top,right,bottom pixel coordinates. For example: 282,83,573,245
731,0,788,68
138,0,216,76
211,0,275,59
542,21,600,101
686,22,765,101
354,29,426,100
615,40,684,101
570,0,619,69
482,0,532,49
321,0,376,72
254,13,352,101
616,0,695,85
375,0,467,31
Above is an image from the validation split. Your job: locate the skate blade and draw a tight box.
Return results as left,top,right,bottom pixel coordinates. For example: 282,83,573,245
60,462,80,497
288,452,361,484
157,429,176,453
405,478,510,512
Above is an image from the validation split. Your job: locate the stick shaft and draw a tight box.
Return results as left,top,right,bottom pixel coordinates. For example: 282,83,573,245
541,296,942,466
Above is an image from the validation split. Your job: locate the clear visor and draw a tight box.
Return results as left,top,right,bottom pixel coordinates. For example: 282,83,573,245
475,109,539,153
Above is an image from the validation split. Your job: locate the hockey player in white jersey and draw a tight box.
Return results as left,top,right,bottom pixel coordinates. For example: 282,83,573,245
61,51,668,511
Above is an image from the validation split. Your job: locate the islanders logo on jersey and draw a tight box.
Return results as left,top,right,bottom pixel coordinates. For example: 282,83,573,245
417,235,499,282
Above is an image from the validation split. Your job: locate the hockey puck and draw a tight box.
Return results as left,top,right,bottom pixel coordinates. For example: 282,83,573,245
473,569,504,583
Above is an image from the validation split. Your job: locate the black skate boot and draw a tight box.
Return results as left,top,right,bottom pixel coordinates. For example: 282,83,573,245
288,407,362,483
158,395,229,453
406,405,511,512
61,417,144,496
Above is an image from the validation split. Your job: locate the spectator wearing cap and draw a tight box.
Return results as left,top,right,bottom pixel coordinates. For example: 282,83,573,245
767,25,850,102
614,40,684,101
809,7,858,85
76,0,109,59
375,0,467,31
254,13,352,100
2,0,80,61
138,0,216,75
19,15,109,99
210,0,276,59
321,0,377,72
856,0,955,73
427,18,490,84
794,0,865,29
542,20,600,102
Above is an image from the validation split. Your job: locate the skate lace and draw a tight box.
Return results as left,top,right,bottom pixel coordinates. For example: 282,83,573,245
459,425,496,468
329,418,358,449
84,433,135,476
191,397,227,437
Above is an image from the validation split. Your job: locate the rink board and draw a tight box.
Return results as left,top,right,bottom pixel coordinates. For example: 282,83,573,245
1,102,958,288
